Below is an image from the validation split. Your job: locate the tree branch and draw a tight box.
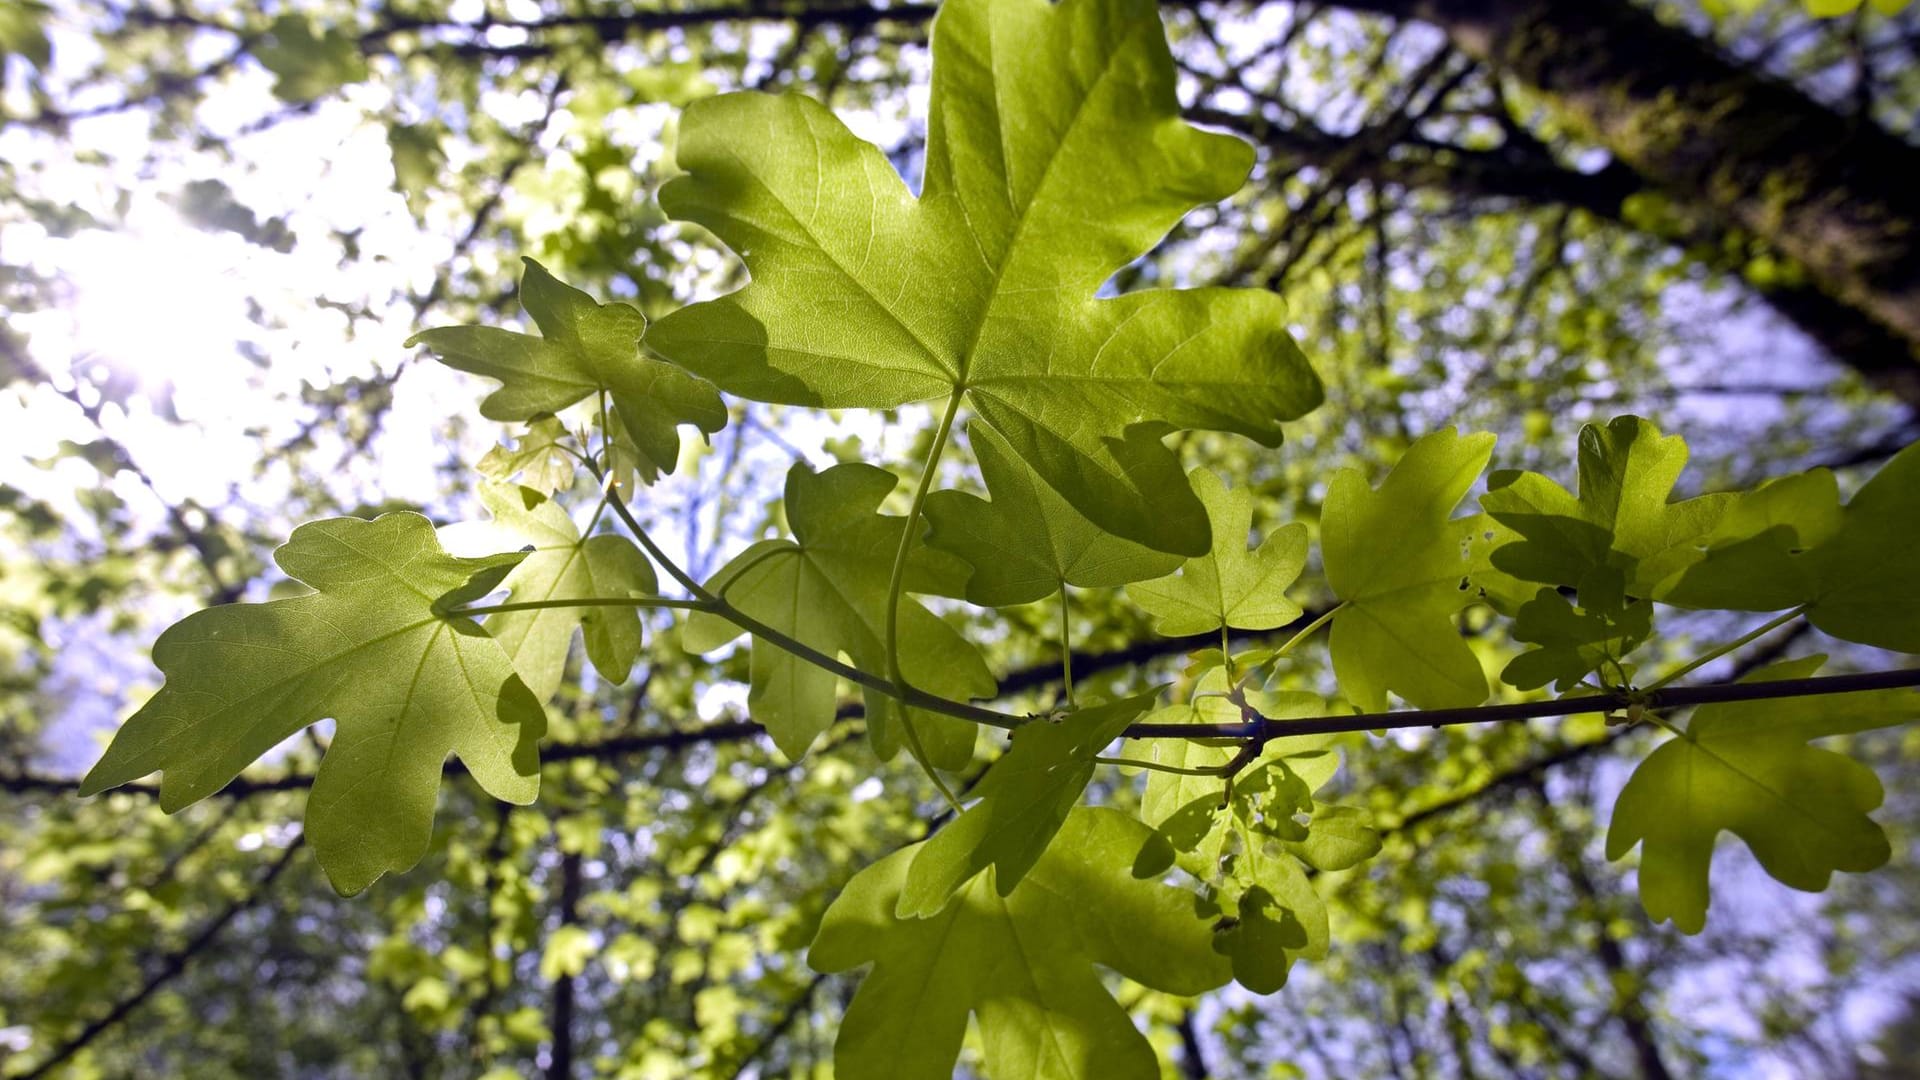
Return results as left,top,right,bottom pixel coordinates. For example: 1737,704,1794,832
1372,621,1812,845
544,849,582,1080
24,662,1913,802
1326,0,1920,401
1130,666,1920,741
9,838,305,1080
725,973,830,1080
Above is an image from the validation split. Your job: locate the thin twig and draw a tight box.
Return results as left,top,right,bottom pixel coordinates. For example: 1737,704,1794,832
600,484,1026,730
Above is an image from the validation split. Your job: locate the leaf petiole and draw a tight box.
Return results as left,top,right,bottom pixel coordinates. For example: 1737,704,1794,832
1094,754,1237,777
1274,602,1344,658
597,476,1026,732
447,597,710,618
1060,585,1076,707
881,389,970,813
1643,604,1809,692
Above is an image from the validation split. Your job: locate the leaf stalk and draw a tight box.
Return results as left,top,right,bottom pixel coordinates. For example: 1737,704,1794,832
448,597,708,617
1274,601,1344,657
881,389,969,811
1641,604,1808,692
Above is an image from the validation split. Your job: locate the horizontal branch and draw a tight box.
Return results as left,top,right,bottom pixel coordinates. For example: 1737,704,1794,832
581,510,1916,747
24,665,1910,803
0,591,1314,802
2,721,768,799
1125,667,1920,740
4,604,1291,802
1339,623,1811,847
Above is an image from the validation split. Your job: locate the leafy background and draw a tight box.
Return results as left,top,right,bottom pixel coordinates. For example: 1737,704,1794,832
3,0,1920,1077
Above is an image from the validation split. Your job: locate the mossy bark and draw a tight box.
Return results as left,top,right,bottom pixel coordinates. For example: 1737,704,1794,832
1342,0,1920,397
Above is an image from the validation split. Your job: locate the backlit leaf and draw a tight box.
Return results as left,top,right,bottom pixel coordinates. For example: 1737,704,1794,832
409,258,725,485
1133,677,1333,824
1502,587,1652,693
810,807,1230,1080
1482,415,1729,598
1211,884,1308,994
923,423,1181,606
1606,656,1918,933
1659,441,1920,652
80,514,547,895
647,0,1321,555
1128,469,1307,637
682,462,994,765
459,482,657,701
1323,428,1496,712
476,416,578,497
1123,675,1352,990
1285,803,1381,873
900,692,1156,916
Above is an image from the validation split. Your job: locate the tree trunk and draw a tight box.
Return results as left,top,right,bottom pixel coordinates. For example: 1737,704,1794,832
1205,104,1920,402
546,851,583,1080
1339,0,1920,397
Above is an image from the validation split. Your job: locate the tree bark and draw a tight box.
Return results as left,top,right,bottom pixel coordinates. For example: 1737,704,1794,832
1175,1008,1212,1079
1338,0,1920,397
1203,103,1920,402
1528,781,1677,1080
546,851,584,1080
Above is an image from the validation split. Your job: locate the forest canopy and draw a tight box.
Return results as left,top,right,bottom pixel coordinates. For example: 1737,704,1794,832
4,0,1920,1078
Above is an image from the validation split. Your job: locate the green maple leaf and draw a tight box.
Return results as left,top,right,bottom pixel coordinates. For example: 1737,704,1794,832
79,514,547,895
1218,770,1366,991
1135,697,1238,834
682,462,996,766
810,806,1230,1080
1323,428,1496,712
1226,824,1332,991
1702,468,1845,552
647,0,1321,556
923,423,1181,607
1659,443,1920,652
0,1,51,71
1606,656,1917,934
408,258,725,485
1210,884,1308,994
477,416,578,497
1131,673,1334,835
1481,415,1730,598
462,482,657,701
1122,678,1256,877
1502,587,1652,693
1285,803,1381,872
1652,469,1845,614
899,692,1156,917
1123,675,1350,993
1127,469,1307,637
387,122,445,217
255,14,367,103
